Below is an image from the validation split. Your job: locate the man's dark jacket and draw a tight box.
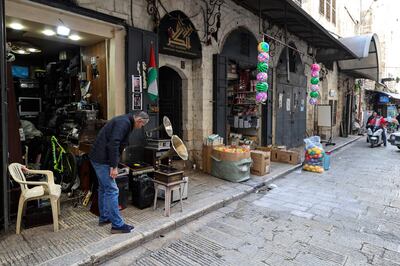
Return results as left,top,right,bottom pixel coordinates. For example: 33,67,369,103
89,114,134,168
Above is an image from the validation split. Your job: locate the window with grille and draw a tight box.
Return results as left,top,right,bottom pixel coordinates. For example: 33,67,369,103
320,0,336,24
292,0,302,6
319,0,325,14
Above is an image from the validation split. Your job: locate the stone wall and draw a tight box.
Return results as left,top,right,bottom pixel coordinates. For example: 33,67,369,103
75,0,350,162
76,0,262,166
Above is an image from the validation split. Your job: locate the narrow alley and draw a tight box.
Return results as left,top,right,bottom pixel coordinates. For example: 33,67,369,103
105,139,400,266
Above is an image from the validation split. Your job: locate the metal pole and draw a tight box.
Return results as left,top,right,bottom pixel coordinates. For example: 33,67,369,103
284,3,290,83
0,0,8,232
258,0,261,35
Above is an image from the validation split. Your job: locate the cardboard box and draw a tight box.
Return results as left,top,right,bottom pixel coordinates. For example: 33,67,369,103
202,144,223,174
256,146,300,165
251,163,271,176
250,150,271,176
211,148,250,162
277,150,301,165
251,150,271,161
256,146,278,162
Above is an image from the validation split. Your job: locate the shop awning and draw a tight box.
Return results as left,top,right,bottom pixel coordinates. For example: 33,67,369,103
337,34,380,81
230,0,358,60
365,89,400,100
380,91,400,100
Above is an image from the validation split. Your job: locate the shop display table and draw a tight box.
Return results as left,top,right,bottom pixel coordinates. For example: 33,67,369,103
153,178,186,217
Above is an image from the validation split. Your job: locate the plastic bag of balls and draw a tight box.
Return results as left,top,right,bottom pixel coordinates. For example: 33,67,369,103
303,136,325,173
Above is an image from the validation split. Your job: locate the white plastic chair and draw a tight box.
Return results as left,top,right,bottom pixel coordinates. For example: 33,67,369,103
8,163,61,234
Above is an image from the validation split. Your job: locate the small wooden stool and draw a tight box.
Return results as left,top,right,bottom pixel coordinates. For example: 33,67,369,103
153,179,186,217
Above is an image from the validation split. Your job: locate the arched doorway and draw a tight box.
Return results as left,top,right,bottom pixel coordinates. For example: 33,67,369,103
275,42,307,147
214,27,266,143
159,66,182,138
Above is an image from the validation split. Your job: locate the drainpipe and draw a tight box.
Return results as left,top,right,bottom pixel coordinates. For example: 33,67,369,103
0,0,8,232
284,3,290,83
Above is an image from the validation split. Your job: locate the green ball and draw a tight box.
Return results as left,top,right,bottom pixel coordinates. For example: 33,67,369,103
310,91,319,98
257,62,268,72
310,77,319,84
256,82,269,92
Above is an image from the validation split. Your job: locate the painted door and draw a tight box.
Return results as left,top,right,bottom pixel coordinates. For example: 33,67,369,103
213,54,228,141
276,83,307,148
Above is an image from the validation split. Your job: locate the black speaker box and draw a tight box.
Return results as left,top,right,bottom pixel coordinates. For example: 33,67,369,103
130,174,155,209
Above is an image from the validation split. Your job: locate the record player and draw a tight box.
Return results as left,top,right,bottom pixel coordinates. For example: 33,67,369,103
118,161,154,176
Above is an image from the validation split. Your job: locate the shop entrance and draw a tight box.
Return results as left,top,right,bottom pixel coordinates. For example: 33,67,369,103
275,44,307,148
4,14,111,226
158,66,182,138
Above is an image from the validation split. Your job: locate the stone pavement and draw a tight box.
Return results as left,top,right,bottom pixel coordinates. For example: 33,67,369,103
0,135,359,266
105,137,400,266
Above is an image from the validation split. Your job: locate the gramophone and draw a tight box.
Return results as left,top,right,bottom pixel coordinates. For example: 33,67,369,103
145,116,173,150
154,134,189,184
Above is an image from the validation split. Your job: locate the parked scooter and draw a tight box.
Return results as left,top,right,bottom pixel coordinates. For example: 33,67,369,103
367,126,384,148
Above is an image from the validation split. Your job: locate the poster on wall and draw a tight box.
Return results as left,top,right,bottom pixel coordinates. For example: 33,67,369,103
132,75,142,92
133,93,142,110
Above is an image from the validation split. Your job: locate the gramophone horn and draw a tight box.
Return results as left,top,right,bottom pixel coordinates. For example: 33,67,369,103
159,135,188,161
162,116,173,137
146,116,173,137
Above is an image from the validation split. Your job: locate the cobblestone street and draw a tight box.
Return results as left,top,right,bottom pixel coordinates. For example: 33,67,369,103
105,138,400,266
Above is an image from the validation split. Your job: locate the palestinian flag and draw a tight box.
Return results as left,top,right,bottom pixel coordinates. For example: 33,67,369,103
147,44,158,101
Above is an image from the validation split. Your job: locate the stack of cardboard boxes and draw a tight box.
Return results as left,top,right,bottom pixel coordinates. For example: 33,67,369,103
256,146,301,165
250,150,271,176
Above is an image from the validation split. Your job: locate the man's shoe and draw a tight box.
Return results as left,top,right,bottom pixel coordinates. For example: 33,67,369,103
98,220,111,226
111,224,134,234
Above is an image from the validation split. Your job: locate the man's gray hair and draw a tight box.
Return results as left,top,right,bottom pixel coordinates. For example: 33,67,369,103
134,111,149,122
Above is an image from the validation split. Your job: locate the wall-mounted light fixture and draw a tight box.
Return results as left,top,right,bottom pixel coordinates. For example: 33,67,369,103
42,29,56,36
57,25,70,36
9,22,24,30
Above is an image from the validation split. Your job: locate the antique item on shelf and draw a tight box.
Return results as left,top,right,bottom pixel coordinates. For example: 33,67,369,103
146,116,173,138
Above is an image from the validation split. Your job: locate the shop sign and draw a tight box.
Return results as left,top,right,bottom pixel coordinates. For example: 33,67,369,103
158,11,202,59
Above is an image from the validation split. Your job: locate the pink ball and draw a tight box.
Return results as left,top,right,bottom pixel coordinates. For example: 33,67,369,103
256,92,268,103
311,63,320,72
257,52,269,63
310,84,319,92
257,72,268,82
309,98,318,105
311,71,319,78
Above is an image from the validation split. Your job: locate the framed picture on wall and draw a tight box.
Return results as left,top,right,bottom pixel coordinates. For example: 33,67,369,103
133,93,142,110
132,75,142,92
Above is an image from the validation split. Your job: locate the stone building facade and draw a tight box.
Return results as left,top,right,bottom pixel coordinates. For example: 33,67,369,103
74,0,367,162
301,0,365,137
76,0,263,164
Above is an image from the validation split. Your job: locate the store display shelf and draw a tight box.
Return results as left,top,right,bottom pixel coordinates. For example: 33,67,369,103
232,91,257,94
229,114,258,117
228,103,257,106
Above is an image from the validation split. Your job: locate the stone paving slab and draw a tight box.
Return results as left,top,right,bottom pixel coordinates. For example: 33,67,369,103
0,135,361,265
